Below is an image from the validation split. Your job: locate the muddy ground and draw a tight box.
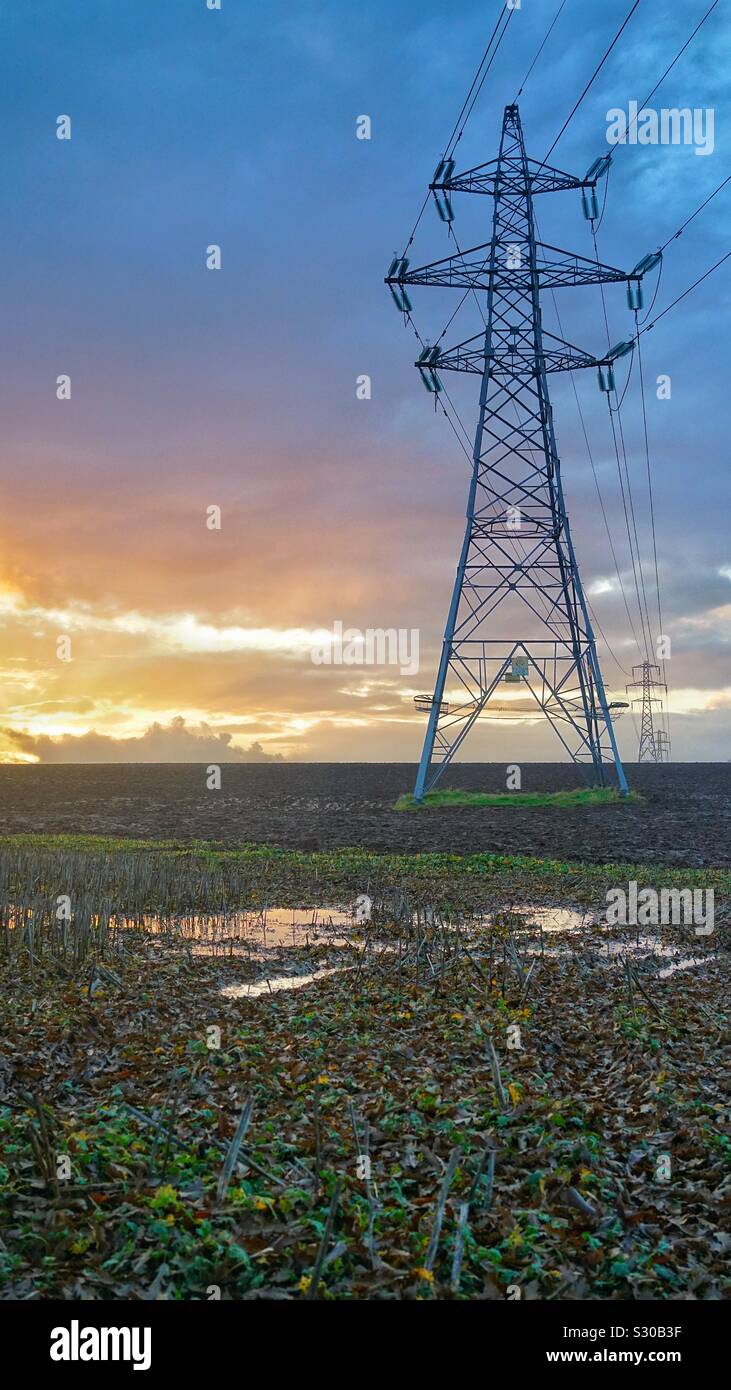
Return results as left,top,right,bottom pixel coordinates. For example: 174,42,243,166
0,762,728,867
2,916,727,1301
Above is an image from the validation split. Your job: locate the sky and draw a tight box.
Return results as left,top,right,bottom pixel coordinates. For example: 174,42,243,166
0,0,729,765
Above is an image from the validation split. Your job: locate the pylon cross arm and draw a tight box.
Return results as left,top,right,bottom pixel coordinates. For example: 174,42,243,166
388,240,630,293
433,155,595,198
427,327,609,376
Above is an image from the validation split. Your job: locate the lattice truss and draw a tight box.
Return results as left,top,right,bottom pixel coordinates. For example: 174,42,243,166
387,106,636,797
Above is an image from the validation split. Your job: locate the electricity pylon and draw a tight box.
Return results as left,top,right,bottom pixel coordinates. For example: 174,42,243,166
655,729,671,763
387,105,642,799
626,661,668,762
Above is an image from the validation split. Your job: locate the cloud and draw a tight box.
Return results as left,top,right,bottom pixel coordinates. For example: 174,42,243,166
1,715,284,765
1,0,730,766
0,587,328,657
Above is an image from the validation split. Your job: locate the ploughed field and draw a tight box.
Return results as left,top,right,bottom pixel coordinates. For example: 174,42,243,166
1,811,728,1299
0,762,728,867
1,864,728,1301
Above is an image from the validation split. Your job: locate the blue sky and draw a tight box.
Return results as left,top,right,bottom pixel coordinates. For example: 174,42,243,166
0,0,729,763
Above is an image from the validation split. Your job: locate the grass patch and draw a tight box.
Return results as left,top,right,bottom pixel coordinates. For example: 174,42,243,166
0,833,727,911
394,787,641,812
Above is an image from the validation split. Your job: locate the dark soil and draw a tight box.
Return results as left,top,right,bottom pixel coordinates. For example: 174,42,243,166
0,762,729,867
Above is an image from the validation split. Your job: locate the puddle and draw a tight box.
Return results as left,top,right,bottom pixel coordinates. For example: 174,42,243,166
221,966,351,999
139,901,590,945
596,937,713,978
9,894,714,989
402,904,594,935
505,905,594,933
140,905,364,954
656,957,707,979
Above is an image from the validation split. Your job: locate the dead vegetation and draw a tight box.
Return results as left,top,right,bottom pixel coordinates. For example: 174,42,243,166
1,841,728,1300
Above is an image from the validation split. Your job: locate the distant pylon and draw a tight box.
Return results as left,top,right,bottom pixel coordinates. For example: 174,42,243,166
655,729,672,763
387,105,648,798
626,661,667,762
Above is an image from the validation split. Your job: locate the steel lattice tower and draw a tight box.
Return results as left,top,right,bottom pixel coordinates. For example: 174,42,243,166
626,661,667,763
387,105,640,799
654,729,672,763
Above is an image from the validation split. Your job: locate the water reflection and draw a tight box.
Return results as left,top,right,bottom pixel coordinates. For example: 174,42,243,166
144,905,361,954
221,966,352,999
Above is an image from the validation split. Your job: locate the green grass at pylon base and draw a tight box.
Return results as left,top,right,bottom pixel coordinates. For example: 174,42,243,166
394,786,642,811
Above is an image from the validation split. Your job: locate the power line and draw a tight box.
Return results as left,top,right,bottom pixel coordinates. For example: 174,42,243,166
660,172,731,253
542,270,644,667
536,0,719,182
447,6,515,158
399,4,513,258
443,6,509,160
541,0,642,167
635,324,670,744
658,172,731,254
573,403,641,672
447,223,487,328
612,394,655,657
399,194,432,262
622,0,720,150
635,330,664,643
440,398,474,464
641,250,731,333
605,399,652,662
637,256,663,326
594,162,611,232
441,382,476,454
436,286,473,343
633,235,728,736
587,597,633,681
613,338,636,410
515,0,570,100
404,307,478,465
589,221,653,662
